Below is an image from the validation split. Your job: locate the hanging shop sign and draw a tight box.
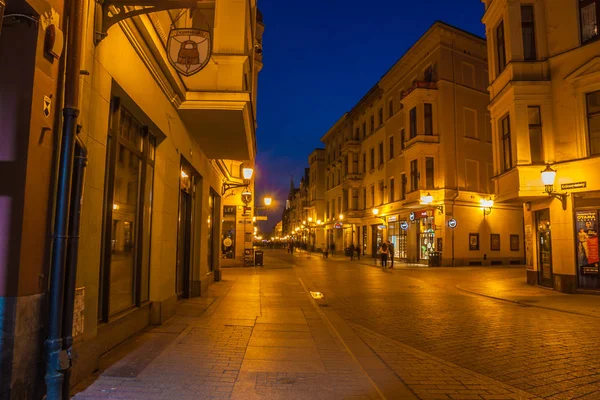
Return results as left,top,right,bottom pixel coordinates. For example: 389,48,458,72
410,209,429,221
334,222,343,229
224,206,237,215
400,221,409,230
167,28,211,77
377,224,387,230
448,218,457,229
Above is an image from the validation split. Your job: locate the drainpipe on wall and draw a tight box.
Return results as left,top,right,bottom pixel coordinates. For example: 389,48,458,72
61,136,87,399
451,39,460,267
44,0,84,395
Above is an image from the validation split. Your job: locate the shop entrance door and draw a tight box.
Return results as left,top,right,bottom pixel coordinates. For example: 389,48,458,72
536,209,553,288
176,190,191,298
371,225,382,258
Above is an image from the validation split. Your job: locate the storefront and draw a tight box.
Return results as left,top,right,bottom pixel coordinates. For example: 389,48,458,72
387,216,407,259
221,206,237,259
535,208,553,288
410,209,437,262
573,194,600,291
371,225,384,256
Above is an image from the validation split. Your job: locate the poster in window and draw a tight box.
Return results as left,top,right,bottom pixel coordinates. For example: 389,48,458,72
576,211,599,278
490,234,500,251
469,233,479,250
510,234,520,251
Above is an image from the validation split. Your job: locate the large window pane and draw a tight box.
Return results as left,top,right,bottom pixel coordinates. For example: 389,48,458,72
587,91,600,155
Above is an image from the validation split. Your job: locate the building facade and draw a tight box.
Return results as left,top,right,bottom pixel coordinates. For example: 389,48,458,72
482,0,600,292
321,22,525,266
0,0,263,397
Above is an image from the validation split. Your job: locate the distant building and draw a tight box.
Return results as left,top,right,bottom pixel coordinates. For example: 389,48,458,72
482,0,600,292
319,22,524,266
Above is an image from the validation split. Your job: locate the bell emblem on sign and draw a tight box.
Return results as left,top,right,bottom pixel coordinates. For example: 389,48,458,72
167,28,211,77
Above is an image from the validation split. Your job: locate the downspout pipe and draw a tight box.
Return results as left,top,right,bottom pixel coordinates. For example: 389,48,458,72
45,0,84,395
61,135,87,399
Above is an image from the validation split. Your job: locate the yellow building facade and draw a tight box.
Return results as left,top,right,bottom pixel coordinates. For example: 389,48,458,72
483,0,600,292
0,0,263,395
322,22,525,266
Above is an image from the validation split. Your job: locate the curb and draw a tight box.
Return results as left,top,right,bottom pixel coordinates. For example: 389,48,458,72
455,284,600,319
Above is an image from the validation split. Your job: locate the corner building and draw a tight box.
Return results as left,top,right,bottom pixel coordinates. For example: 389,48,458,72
482,0,600,292
322,22,524,266
0,0,263,396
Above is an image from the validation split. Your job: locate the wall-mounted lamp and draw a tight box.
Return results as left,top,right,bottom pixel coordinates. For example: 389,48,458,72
372,208,386,222
541,165,567,210
480,197,493,217
420,192,443,214
338,214,344,220
222,166,254,195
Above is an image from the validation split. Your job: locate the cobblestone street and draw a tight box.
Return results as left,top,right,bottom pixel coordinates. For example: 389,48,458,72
72,251,600,399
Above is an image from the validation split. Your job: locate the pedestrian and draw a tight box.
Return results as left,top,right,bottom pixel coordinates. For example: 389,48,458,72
380,241,388,269
349,243,355,261
388,241,395,268
330,242,335,257
287,242,291,254
322,243,328,258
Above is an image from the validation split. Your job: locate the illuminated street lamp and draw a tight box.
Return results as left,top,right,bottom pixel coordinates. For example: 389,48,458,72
541,165,567,210
317,220,322,225
339,214,344,220
222,166,254,195
480,197,494,217
242,167,254,180
263,197,272,206
372,208,386,223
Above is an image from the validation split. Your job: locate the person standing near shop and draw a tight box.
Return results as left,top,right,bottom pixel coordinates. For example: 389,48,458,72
349,243,355,261
380,241,388,269
388,240,395,269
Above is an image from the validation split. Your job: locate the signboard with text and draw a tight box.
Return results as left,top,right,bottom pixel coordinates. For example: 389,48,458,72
561,181,586,190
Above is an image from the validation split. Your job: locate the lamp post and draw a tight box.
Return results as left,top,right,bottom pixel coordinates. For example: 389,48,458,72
480,197,494,218
541,165,568,210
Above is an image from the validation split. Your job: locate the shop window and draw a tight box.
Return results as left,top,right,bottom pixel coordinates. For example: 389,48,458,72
425,157,434,190
501,115,513,171
99,99,155,320
521,5,537,60
424,103,433,135
496,21,507,74
410,107,417,138
586,90,600,156
580,0,600,44
222,206,237,259
528,106,543,163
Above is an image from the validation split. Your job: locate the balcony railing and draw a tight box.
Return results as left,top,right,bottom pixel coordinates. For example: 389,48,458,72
401,81,437,99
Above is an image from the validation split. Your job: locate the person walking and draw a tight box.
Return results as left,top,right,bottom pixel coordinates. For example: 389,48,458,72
322,243,328,258
388,241,395,268
356,245,361,260
349,243,355,261
330,242,335,257
380,241,388,269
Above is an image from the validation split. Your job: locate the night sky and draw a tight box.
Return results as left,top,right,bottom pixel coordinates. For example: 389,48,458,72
255,0,486,233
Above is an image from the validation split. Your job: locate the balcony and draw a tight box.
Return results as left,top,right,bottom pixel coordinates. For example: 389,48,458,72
401,81,437,100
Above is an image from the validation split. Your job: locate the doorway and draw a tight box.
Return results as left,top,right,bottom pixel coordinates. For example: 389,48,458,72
536,209,553,288
176,160,197,298
371,225,382,257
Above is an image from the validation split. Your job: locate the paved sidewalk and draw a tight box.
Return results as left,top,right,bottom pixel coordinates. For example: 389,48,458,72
71,264,406,399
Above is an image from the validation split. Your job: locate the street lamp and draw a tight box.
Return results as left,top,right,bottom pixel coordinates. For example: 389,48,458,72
480,197,494,217
541,165,567,210
420,192,443,214
339,214,344,220
263,197,272,206
222,166,254,195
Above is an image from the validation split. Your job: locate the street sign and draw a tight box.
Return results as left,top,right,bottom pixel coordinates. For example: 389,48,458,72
255,216,268,221
561,181,586,190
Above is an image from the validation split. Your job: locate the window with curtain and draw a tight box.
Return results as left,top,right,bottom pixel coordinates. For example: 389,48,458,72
587,90,600,155
521,5,536,60
425,157,434,189
424,103,433,135
528,106,543,163
580,0,600,43
501,115,513,171
410,160,419,192
496,21,507,74
410,107,417,138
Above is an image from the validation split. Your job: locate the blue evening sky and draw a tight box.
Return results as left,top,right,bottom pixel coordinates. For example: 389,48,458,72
255,0,486,231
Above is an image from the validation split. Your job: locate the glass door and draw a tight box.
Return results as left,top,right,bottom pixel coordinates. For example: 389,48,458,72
536,209,553,288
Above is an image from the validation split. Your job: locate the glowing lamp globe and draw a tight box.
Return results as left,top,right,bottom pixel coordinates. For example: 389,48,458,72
541,165,556,186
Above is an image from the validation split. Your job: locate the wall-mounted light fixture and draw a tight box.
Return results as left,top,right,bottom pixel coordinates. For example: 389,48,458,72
541,165,567,210
222,166,254,195
372,208,386,223
420,192,443,214
480,197,494,217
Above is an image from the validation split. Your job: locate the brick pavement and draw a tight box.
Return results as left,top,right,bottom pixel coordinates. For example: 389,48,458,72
280,252,600,400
